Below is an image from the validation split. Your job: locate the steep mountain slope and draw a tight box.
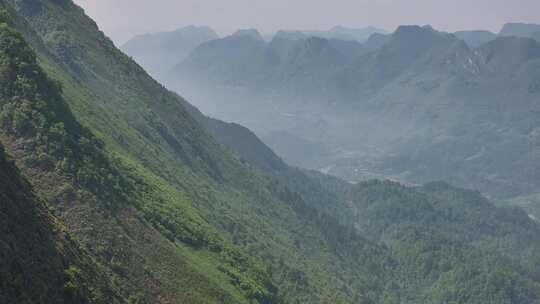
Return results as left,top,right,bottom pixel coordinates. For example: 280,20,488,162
0,22,128,299
121,25,218,77
0,10,276,302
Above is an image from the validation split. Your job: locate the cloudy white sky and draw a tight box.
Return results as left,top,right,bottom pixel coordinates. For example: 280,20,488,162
73,0,540,45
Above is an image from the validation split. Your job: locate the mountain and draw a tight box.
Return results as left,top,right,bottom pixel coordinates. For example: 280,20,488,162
170,24,540,200
342,25,457,92
121,25,218,77
232,28,266,41
454,30,497,47
2,1,540,303
276,26,388,42
499,22,540,38
169,30,372,115
172,25,457,103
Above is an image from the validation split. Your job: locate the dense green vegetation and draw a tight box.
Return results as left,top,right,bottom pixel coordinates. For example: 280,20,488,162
1,1,540,303
344,180,540,303
0,16,132,208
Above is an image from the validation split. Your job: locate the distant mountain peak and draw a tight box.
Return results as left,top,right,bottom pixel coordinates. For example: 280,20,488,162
395,25,431,35
392,25,452,43
232,28,265,41
174,25,219,37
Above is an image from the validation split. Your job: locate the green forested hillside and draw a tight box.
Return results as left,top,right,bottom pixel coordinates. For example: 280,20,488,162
2,1,540,303
338,180,540,303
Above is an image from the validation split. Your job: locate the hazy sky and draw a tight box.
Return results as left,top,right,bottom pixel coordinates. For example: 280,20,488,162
73,0,540,45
